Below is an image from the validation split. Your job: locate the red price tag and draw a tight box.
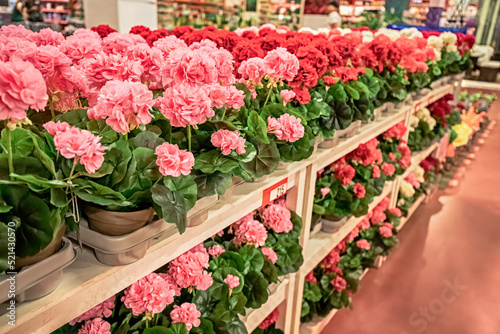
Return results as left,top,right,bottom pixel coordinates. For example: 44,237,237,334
262,178,288,206
427,94,435,105
414,101,423,113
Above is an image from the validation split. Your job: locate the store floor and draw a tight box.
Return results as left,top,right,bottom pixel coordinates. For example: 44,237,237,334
322,91,500,334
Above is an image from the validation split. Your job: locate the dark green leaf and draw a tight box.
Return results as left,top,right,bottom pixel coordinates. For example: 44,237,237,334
151,183,187,233
194,151,240,174
247,110,270,144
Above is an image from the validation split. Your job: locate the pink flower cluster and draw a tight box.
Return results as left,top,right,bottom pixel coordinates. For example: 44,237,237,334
379,222,394,238
262,203,293,233
232,214,268,247
353,183,366,199
356,239,371,250
267,114,305,142
405,172,421,189
224,274,240,295
78,318,111,334
262,247,278,264
44,121,107,174
121,273,177,316
211,129,246,155
258,308,280,329
305,271,317,283
170,303,201,330
70,296,115,325
208,244,225,257
155,142,195,177
167,244,213,291
331,276,347,293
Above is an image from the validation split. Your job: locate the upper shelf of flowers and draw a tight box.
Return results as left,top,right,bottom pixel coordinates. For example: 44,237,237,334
0,21,473,334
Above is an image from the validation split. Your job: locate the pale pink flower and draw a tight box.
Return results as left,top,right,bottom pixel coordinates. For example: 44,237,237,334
370,207,386,225
30,28,65,47
212,48,236,85
0,36,37,62
211,129,246,155
103,32,147,55
331,276,347,293
156,83,213,127
72,28,101,40
262,204,293,233
238,58,266,82
321,248,341,271
208,85,244,110
167,244,213,290
121,273,176,316
357,217,371,231
70,296,115,325
267,114,304,142
258,308,279,329
78,318,111,334
261,247,278,264
305,271,317,283
388,207,402,217
155,142,195,177
356,239,371,250
225,86,245,110
233,219,268,247
405,172,421,189
263,47,299,82
153,36,188,58
189,39,217,51
233,212,255,227
88,80,155,133
61,34,103,63
0,60,47,122
208,244,225,257
157,273,182,297
280,89,296,104
0,25,33,39
43,121,72,136
320,187,330,198
224,274,240,295
160,48,217,87
170,303,201,330
79,135,108,174
126,44,163,89
379,222,394,238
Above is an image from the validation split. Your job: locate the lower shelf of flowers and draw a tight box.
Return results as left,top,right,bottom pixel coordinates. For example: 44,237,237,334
402,142,440,179
412,83,454,111
0,165,308,334
396,194,427,232
240,275,291,333
302,181,393,276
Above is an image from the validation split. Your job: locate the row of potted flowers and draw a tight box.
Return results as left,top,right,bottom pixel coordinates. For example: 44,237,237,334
0,24,472,273
52,198,301,334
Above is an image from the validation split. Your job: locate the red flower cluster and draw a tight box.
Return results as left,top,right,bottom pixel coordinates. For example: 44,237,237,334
429,94,453,125
420,156,438,172
456,33,476,56
384,121,407,140
90,25,117,38
347,138,383,166
129,25,169,46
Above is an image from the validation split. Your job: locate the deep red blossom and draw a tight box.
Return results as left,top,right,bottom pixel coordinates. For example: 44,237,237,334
293,86,311,104
335,164,355,186
170,25,195,38
90,25,117,38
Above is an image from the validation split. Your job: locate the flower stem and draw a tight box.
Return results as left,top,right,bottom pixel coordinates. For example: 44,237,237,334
263,87,273,107
221,107,227,121
187,124,192,152
68,161,77,181
5,127,14,180
49,97,55,119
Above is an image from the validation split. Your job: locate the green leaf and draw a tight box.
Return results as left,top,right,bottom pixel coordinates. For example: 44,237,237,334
301,301,311,317
118,147,161,197
247,110,270,144
192,171,232,198
194,151,240,174
151,183,187,234
130,131,165,150
241,140,280,178
278,126,314,162
143,327,173,334
55,108,89,128
344,84,360,100
191,318,216,334
101,139,132,188
87,120,119,144
212,317,248,334
10,173,69,192
227,142,257,163
350,81,373,99
262,257,278,284
243,271,269,308
50,188,68,208
209,267,245,300
321,100,353,131
239,245,265,274
72,179,128,207
328,84,348,102
163,175,197,210
29,133,56,177
1,128,33,157
303,282,322,302
193,290,217,318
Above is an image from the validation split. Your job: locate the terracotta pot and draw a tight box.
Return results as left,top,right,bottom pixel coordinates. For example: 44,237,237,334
85,206,154,236
15,225,66,269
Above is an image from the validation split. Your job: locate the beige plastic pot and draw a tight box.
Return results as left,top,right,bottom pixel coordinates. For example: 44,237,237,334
15,225,66,269
85,206,154,236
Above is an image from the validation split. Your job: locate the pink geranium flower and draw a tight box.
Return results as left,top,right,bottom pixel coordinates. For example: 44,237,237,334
238,57,266,82
379,222,394,238
60,34,103,63
30,28,65,47
305,271,317,283
280,89,296,105
155,143,195,177
70,296,115,325
372,165,381,178
258,308,279,329
262,204,293,233
381,163,396,177
167,244,213,291
208,244,225,257
121,273,176,316
160,48,218,87
156,83,213,127
357,217,371,230
261,247,278,264
78,318,111,334
370,207,386,225
211,129,246,155
233,219,268,247
126,44,163,89
335,164,355,186
224,274,240,295
356,239,371,250
170,303,201,330
88,80,155,133
263,47,299,81
267,114,304,142
0,60,48,122
331,276,347,293
43,121,72,136
320,187,330,198
388,207,402,217
153,36,188,58
405,172,421,189
346,226,360,243
353,183,366,199
102,32,147,55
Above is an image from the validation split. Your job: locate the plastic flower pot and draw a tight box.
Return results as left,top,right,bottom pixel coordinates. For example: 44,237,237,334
186,194,219,227
419,88,431,97
250,175,270,182
15,225,66,269
347,120,362,137
0,237,77,303
277,161,291,170
219,185,235,203
430,80,442,89
310,217,323,236
385,102,395,113
374,105,385,121
313,136,323,154
321,216,348,233
318,136,339,149
85,206,154,236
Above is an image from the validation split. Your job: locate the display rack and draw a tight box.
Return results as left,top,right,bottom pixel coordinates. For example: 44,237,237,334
40,0,70,26
0,80,460,334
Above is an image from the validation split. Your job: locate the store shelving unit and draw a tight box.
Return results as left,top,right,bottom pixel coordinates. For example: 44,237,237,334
396,194,427,232
0,79,461,334
40,0,70,26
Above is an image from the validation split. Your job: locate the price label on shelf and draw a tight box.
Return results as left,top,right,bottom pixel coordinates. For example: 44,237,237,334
427,94,435,105
262,178,288,206
414,100,423,112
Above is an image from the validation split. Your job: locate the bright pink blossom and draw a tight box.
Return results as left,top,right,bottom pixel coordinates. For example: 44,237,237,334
155,142,194,177
103,32,147,55
379,222,394,238
372,165,381,178
156,83,213,127
121,273,176,316
70,296,115,325
78,318,111,334
0,60,48,122
320,187,330,198
43,121,71,136
346,226,360,243
30,28,65,47
126,44,163,89
280,89,296,104
305,271,317,283
381,163,396,177
233,219,268,247
263,47,299,81
267,114,304,142
388,152,395,161
405,173,421,189
88,80,154,133
61,34,103,62
170,303,201,330
167,244,213,290
208,244,225,257
160,48,217,87
153,36,188,58
353,183,366,199
238,57,266,82
211,129,246,155
335,164,355,186
356,239,371,250
208,85,245,110
331,276,347,293
370,208,387,225
358,217,371,230
224,274,240,295
258,308,279,329
0,25,33,39
261,247,278,264
388,207,402,217
262,204,293,233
